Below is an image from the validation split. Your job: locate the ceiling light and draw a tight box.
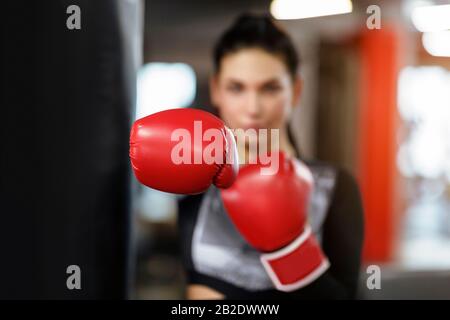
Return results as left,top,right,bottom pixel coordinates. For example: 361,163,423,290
270,0,352,20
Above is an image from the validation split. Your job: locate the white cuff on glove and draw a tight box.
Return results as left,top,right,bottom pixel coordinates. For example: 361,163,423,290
260,225,330,292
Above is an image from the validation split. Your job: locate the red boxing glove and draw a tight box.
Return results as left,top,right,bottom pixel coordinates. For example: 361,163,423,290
130,108,238,194
221,152,329,292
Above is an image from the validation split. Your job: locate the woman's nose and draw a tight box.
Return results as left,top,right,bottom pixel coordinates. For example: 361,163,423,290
245,92,262,118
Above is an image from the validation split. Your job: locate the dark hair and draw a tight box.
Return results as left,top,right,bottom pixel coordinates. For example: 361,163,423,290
213,13,300,79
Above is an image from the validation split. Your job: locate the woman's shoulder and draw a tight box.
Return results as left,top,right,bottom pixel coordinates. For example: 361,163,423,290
300,158,362,205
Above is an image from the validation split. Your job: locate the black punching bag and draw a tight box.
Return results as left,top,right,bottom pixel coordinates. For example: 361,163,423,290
1,0,143,299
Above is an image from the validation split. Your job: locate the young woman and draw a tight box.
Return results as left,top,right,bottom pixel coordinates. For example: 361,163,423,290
177,13,364,299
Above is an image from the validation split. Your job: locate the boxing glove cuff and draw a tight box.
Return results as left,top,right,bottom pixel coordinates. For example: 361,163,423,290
260,225,330,292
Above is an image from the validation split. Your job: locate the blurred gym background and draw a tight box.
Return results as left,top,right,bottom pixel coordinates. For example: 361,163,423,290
135,0,450,299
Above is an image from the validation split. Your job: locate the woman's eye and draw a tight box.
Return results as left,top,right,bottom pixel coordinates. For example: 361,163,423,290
227,85,243,93
263,85,281,93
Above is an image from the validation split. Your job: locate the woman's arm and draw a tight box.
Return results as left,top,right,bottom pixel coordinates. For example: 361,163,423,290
285,167,364,300
186,284,225,300
319,168,365,299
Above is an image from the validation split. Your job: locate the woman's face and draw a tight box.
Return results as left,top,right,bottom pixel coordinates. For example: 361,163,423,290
211,48,301,133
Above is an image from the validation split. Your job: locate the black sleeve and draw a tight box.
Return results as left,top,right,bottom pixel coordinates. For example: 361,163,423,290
322,168,364,298
177,194,205,274
290,167,364,300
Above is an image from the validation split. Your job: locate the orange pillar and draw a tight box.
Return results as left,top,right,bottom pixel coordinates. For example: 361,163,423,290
357,27,400,262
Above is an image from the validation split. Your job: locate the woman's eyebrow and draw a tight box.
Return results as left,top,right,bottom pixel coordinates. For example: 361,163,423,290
225,77,280,86
226,78,245,85
261,78,281,86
